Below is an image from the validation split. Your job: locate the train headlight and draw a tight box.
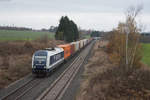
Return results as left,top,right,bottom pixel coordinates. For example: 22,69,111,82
44,66,46,68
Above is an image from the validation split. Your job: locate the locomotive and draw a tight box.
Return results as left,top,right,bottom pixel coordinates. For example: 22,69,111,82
32,39,92,75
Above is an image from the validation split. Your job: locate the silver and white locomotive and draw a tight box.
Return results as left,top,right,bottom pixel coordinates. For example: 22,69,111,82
32,47,64,75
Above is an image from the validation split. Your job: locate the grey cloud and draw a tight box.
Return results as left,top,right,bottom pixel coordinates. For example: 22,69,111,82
1,0,149,13
0,0,11,2
0,0,150,31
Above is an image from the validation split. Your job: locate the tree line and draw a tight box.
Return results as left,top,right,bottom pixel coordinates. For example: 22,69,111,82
90,31,106,37
0,26,32,31
140,33,150,43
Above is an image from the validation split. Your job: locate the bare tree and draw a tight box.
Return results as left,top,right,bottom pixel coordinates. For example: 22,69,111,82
107,5,143,68
125,5,143,68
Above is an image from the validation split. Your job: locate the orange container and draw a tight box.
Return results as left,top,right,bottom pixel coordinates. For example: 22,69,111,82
58,44,71,59
70,43,75,55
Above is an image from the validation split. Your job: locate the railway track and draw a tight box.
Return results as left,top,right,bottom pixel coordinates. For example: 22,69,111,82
1,78,44,100
37,41,94,100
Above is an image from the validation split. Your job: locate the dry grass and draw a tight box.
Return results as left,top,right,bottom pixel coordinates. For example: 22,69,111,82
76,40,112,100
0,37,65,89
77,40,150,100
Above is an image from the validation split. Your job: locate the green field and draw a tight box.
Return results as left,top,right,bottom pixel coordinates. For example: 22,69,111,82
142,43,150,66
82,34,91,39
0,30,55,41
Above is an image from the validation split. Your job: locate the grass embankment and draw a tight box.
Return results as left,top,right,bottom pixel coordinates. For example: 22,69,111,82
77,41,150,100
142,43,150,66
0,30,54,41
0,38,65,89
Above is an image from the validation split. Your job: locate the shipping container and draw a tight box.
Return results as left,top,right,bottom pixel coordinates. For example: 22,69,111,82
58,44,71,60
76,41,80,51
70,43,75,55
83,39,87,46
79,40,84,49
71,41,80,52
85,39,88,46
86,39,89,44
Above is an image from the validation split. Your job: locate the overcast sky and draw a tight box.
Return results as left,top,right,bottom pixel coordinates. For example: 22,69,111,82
0,0,150,31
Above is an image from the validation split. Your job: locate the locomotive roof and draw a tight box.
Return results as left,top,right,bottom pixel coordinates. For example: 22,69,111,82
34,47,63,56
46,47,64,56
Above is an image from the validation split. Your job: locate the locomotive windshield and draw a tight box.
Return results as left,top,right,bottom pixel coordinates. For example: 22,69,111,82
34,56,46,61
33,51,47,66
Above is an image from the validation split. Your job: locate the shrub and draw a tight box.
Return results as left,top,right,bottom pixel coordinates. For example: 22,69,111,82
79,65,150,100
24,41,33,49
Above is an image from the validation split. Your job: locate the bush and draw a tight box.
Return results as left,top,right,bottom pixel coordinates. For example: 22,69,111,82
24,41,33,49
80,66,150,100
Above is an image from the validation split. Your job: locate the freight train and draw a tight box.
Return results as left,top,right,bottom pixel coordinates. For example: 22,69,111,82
32,39,92,76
